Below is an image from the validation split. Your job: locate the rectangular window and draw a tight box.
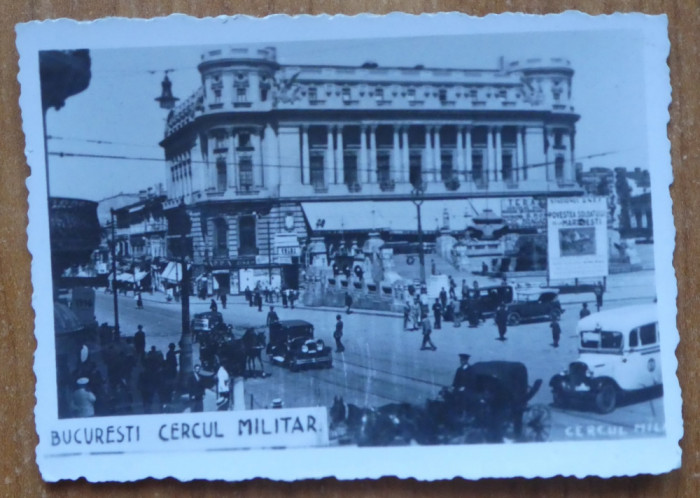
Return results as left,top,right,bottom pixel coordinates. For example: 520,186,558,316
375,87,384,100
308,87,317,101
639,323,657,346
377,152,391,185
502,152,514,182
409,152,422,187
310,154,325,187
407,88,416,100
213,88,222,103
238,215,257,256
216,158,227,192
236,87,247,102
554,130,564,148
342,87,351,102
343,153,358,186
472,152,484,184
213,219,228,259
439,88,447,102
239,157,253,190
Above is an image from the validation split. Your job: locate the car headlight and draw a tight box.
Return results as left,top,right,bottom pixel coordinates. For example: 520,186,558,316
301,345,309,353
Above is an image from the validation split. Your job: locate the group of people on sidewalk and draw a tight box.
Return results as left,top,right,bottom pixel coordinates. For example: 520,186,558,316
244,285,298,311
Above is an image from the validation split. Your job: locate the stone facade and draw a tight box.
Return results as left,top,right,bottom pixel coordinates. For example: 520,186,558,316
159,46,582,292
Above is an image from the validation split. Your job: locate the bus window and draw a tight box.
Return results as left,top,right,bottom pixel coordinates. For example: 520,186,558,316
639,323,657,346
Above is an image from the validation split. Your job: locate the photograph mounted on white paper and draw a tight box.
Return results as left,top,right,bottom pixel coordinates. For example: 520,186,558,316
16,12,680,482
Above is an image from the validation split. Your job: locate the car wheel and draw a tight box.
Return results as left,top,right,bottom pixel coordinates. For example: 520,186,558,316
550,309,562,321
507,312,521,326
594,381,617,414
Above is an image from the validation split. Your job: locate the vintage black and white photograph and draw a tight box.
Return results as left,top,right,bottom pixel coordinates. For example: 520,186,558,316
18,12,680,481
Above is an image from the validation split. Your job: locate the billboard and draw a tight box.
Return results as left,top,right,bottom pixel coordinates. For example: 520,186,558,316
547,197,608,280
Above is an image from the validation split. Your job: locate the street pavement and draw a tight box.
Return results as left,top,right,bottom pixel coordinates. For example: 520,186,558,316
94,267,665,443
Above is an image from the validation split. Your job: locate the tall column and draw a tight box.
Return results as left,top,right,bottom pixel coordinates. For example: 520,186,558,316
392,126,401,182
369,125,378,183
424,126,433,183
325,125,334,186
402,127,410,182
486,127,494,183
359,125,368,183
456,127,464,178
516,126,524,181
495,126,503,182
252,128,264,187
465,126,473,180
544,127,553,181
301,126,310,185
335,126,344,184
228,131,237,189
433,126,442,181
569,130,575,182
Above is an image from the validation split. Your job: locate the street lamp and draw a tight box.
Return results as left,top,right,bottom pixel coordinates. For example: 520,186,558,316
411,182,427,285
109,208,120,339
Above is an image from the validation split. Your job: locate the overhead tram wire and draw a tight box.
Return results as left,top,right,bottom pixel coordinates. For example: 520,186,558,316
47,149,631,177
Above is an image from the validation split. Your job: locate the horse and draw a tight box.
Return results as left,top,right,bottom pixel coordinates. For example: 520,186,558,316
329,396,417,446
242,328,267,376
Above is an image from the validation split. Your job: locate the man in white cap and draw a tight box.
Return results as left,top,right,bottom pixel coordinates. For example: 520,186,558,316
71,377,96,417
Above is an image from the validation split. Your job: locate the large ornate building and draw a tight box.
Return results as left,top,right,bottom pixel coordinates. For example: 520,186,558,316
159,46,582,293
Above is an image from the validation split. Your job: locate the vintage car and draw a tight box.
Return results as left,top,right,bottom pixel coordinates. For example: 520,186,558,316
191,311,227,342
457,285,514,322
267,320,333,371
506,288,563,325
549,303,661,414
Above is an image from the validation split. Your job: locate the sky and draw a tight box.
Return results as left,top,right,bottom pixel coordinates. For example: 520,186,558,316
45,29,649,201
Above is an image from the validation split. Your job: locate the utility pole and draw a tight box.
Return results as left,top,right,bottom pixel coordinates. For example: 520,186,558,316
110,208,120,339
179,232,193,384
411,183,427,285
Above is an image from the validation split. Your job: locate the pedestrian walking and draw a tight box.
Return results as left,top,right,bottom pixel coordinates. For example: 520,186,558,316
245,286,253,307
495,303,508,341
439,287,448,308
432,298,443,330
333,314,345,353
431,259,437,276
403,301,412,330
420,315,437,351
550,316,562,348
344,291,353,314
210,298,218,313
255,289,263,312
134,325,146,362
220,292,227,309
594,282,604,311
281,288,289,308
289,289,297,309
188,364,205,412
449,276,457,300
164,343,179,380
461,279,469,300
136,292,144,310
579,302,591,319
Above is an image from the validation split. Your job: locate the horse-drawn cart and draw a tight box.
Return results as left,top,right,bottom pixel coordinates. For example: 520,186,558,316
329,361,551,446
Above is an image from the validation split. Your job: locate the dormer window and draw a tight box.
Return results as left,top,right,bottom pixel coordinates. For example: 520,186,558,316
407,88,416,100
309,86,318,101
439,88,447,102
342,87,351,102
375,87,384,100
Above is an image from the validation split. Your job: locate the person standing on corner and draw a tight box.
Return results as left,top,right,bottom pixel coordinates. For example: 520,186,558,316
551,315,562,348
420,314,437,351
255,288,263,312
266,306,279,333
344,291,353,315
594,282,604,312
210,298,218,313
220,292,227,309
432,298,443,330
134,325,146,362
439,287,448,309
245,286,253,307
333,314,345,353
495,303,508,341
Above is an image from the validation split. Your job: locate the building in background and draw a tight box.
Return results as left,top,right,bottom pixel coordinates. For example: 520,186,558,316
159,46,582,293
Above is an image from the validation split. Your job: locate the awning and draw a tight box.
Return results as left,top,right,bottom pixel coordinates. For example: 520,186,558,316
107,271,148,283
301,200,492,233
160,262,183,283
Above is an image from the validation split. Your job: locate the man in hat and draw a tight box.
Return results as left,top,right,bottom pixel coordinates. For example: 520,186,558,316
452,354,472,391
550,315,562,348
266,306,279,336
333,314,345,353
432,298,443,330
420,314,437,351
344,291,353,315
134,325,146,362
495,303,508,341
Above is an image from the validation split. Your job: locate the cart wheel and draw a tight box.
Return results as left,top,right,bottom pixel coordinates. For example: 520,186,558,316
594,381,617,414
522,404,552,442
507,312,521,326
